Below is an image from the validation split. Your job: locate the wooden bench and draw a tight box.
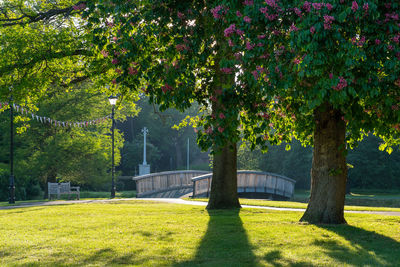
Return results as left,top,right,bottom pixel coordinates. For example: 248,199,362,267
48,182,80,200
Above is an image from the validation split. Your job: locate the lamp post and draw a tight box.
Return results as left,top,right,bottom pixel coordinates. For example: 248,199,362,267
108,95,118,199
9,92,15,204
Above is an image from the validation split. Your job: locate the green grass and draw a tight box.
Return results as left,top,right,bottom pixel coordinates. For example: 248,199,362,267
0,201,399,266
293,189,400,210
186,198,400,212
0,199,48,207
79,190,136,199
0,191,136,207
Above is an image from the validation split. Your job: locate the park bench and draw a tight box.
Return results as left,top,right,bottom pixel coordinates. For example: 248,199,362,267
48,182,80,200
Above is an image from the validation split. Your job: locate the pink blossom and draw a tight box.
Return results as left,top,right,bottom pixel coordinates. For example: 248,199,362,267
329,73,333,79
161,84,173,93
256,65,265,72
375,39,381,45
236,11,242,17
111,58,119,65
218,127,225,133
101,50,109,57
175,44,187,51
260,7,268,15
243,16,252,23
326,3,333,11
224,24,236,37
393,35,400,43
258,34,266,39
236,29,244,36
243,0,253,5
228,39,234,47
211,5,225,19
252,70,259,80
303,1,311,12
310,26,316,34
265,0,277,8
205,127,213,134
323,15,335,30
220,68,233,74
388,45,394,50
312,3,323,10
246,42,255,50
293,58,301,64
363,3,369,12
333,76,348,91
128,67,137,75
219,113,226,119
177,12,185,19
294,8,302,17
357,36,366,47
290,23,299,32
234,53,242,60
351,1,359,12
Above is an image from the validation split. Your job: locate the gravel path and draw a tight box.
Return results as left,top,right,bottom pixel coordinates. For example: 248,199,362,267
1,198,400,216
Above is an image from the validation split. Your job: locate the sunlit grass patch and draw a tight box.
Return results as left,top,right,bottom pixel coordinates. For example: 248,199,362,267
0,201,399,266
186,198,400,212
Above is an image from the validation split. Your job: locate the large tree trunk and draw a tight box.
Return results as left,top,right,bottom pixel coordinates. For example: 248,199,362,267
300,103,347,224
207,143,241,209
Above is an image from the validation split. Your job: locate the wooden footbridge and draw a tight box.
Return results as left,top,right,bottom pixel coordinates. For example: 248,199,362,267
133,170,295,200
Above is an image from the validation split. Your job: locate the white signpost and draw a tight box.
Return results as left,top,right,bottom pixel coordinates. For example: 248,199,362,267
139,127,150,175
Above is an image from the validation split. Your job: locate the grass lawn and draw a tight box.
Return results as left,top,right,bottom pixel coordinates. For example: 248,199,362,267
0,200,399,266
294,189,400,208
0,191,136,207
185,198,400,212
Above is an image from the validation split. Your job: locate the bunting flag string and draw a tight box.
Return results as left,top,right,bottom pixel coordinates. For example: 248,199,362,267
0,102,111,128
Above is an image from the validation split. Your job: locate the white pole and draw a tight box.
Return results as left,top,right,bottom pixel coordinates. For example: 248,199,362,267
187,138,189,170
142,127,148,165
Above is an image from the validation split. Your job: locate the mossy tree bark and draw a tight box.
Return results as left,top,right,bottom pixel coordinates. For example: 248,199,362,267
300,103,347,224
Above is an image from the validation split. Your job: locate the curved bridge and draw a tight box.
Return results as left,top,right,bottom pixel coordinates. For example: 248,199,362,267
133,170,295,199
192,170,296,200
133,170,210,198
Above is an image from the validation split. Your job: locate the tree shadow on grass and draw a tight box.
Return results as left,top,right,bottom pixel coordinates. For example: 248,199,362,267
174,209,258,267
316,224,400,266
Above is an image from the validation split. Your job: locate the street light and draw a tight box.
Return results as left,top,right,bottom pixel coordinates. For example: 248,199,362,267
9,91,15,204
108,95,118,198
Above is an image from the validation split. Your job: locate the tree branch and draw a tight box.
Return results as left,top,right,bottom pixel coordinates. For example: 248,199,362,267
0,49,93,75
0,1,87,27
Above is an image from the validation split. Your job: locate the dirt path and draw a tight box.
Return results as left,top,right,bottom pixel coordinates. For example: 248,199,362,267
1,198,400,216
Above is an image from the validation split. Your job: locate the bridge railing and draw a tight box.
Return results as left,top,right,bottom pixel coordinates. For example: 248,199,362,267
192,170,296,199
133,170,210,197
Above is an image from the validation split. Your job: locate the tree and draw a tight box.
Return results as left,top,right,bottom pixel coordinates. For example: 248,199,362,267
84,0,254,209
217,1,400,223
0,83,128,200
